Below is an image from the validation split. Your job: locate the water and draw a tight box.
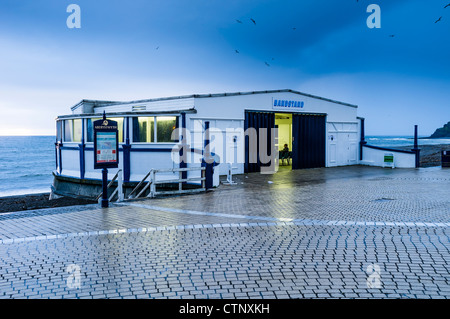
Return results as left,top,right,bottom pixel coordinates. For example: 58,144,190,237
366,136,450,148
0,136,55,197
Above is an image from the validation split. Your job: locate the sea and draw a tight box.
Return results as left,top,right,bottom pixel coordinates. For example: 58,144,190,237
365,136,450,148
0,136,55,197
0,135,449,198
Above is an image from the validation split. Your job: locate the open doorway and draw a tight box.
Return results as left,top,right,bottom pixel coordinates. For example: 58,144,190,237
275,113,292,171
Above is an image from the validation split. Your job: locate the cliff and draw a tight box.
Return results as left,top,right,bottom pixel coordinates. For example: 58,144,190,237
430,121,450,138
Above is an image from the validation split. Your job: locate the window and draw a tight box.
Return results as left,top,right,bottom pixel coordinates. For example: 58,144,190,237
56,121,63,143
157,116,177,142
87,118,101,143
87,118,124,143
132,116,177,143
64,119,82,142
133,117,154,143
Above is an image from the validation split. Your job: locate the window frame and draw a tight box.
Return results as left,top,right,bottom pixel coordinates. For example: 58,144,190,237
63,119,82,143
132,115,179,144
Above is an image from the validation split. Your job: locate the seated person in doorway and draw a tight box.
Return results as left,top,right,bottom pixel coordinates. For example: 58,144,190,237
280,144,290,164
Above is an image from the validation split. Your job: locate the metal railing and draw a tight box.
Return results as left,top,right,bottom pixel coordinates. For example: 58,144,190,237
128,166,206,199
96,169,124,202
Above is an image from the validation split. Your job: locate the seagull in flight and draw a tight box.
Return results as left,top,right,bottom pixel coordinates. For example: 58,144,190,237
444,3,450,8
235,49,240,54
250,18,256,25
264,62,270,67
435,16,442,23
236,19,243,24
388,35,395,38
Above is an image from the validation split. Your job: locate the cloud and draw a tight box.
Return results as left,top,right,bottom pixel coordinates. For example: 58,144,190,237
0,0,448,136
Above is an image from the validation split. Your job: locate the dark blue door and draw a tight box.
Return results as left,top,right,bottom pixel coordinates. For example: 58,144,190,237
244,111,275,173
292,114,326,169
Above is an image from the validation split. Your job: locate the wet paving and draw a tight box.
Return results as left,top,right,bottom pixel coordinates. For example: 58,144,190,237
0,166,449,299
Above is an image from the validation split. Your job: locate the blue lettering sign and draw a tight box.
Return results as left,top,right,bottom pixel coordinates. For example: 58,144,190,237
273,98,304,109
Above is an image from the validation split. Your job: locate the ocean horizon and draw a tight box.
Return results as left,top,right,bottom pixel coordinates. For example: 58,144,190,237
0,135,449,197
365,135,450,148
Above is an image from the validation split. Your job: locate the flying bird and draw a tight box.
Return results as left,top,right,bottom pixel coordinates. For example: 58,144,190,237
264,62,270,67
236,19,243,24
444,3,450,8
435,16,442,23
250,18,256,25
235,49,240,54
388,35,395,37
155,46,159,50
292,27,297,30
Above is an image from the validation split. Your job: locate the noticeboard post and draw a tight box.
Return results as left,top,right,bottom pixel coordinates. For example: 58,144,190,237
94,113,119,207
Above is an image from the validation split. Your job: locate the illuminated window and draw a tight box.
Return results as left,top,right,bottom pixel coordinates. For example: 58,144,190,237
132,116,178,143
156,116,177,143
133,117,154,143
64,119,82,142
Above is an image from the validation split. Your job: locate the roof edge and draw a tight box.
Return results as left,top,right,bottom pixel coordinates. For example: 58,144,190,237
70,99,125,111
70,89,358,110
191,89,357,108
126,89,358,108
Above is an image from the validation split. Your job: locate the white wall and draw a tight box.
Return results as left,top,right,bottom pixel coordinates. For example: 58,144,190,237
361,146,416,168
192,92,359,171
187,117,245,175
327,122,359,167
60,147,80,178
193,92,358,123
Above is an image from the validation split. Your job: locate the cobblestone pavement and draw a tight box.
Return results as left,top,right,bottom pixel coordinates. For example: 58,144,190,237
0,166,449,299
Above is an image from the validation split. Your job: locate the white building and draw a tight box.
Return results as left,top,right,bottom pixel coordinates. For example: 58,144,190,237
52,89,418,199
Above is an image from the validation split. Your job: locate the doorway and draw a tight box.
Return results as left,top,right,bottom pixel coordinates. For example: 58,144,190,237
244,111,326,173
275,113,293,170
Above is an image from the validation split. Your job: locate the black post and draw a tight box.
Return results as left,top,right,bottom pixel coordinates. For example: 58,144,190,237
203,121,213,190
411,125,420,168
359,117,367,161
204,121,210,156
180,113,187,182
101,111,109,208
123,117,131,183
93,111,118,208
101,168,108,208
414,125,418,150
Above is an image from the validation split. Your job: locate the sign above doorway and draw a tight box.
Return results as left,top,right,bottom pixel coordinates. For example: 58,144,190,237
272,98,305,110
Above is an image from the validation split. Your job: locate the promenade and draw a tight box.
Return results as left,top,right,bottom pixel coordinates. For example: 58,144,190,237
0,166,449,299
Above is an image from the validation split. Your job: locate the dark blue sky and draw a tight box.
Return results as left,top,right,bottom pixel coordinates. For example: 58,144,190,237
0,0,449,135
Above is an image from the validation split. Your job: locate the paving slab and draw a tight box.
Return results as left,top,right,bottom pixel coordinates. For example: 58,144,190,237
0,166,449,299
